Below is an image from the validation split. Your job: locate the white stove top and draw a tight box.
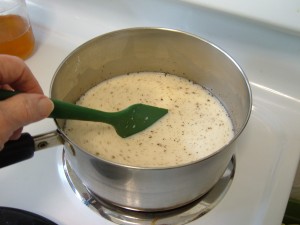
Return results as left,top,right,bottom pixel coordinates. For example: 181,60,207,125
0,0,300,224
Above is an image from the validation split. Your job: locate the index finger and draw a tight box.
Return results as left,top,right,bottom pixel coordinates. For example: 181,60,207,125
0,54,43,94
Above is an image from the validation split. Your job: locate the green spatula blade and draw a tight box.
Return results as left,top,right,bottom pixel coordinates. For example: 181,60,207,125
109,103,168,138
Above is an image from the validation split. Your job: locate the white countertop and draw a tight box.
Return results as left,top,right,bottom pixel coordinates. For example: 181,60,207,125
0,1,299,225
186,0,300,36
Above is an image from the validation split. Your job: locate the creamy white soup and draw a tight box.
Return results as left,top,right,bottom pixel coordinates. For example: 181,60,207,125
64,72,234,167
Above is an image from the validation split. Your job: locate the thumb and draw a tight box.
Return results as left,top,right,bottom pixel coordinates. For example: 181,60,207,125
0,94,54,145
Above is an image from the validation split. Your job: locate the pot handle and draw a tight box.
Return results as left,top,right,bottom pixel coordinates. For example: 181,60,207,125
0,131,62,168
0,133,35,168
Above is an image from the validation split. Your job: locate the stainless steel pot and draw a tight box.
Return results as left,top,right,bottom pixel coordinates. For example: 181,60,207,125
50,28,252,211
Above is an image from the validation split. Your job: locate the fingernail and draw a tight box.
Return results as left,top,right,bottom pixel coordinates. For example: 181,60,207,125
37,96,54,117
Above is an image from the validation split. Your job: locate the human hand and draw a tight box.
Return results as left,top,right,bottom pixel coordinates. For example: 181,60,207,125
0,55,54,150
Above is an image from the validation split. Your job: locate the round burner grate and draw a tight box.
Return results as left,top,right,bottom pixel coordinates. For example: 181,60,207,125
63,150,235,225
0,207,57,225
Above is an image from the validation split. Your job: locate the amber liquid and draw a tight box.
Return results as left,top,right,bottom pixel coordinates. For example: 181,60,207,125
0,15,35,59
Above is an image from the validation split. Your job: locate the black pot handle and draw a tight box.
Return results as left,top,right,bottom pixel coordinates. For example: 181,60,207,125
0,133,35,168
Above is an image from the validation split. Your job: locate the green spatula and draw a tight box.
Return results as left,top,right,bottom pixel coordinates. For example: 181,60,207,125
0,89,168,138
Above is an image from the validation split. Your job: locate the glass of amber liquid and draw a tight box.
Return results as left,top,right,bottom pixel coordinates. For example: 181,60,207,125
0,0,35,59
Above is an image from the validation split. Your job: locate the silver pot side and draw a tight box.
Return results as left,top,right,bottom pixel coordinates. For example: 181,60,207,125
51,28,251,211
63,136,235,211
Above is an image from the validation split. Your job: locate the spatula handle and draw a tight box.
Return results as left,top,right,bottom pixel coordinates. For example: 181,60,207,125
0,89,19,100
49,98,113,123
0,89,113,123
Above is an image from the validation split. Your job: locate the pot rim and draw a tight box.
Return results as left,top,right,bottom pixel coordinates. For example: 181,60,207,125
50,27,252,171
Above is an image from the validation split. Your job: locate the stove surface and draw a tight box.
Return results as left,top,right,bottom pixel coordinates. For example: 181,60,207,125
0,0,299,225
